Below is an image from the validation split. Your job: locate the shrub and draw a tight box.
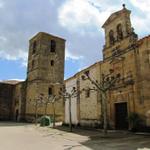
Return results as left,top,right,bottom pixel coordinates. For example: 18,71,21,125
128,112,142,132
40,116,51,127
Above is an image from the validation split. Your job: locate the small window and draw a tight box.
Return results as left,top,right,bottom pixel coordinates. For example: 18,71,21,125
84,70,89,76
48,87,53,95
32,41,37,54
51,60,54,66
50,40,56,52
85,89,90,98
32,60,35,69
117,24,123,40
109,30,115,45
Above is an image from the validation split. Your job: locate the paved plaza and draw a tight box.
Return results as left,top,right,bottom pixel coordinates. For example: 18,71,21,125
0,122,150,150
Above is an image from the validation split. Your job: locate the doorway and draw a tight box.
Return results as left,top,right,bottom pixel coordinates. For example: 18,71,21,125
115,102,128,129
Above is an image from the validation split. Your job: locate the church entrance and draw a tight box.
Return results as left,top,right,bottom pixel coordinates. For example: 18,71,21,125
115,102,128,129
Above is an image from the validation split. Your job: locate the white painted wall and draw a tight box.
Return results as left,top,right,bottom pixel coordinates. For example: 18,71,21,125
65,78,78,125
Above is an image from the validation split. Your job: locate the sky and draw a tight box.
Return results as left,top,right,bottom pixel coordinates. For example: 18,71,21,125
0,0,150,81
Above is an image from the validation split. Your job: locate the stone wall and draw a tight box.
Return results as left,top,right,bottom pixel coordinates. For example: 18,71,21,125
25,32,65,122
0,83,14,120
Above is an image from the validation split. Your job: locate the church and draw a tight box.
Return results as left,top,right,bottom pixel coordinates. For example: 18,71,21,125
0,33,65,122
0,5,150,130
65,5,150,129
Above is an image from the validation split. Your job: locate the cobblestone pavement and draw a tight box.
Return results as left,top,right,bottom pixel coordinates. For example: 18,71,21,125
0,122,150,150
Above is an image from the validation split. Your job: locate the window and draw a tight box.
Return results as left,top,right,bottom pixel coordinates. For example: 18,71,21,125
50,40,56,52
32,41,37,54
84,70,89,76
85,89,90,98
32,60,35,69
109,30,115,45
51,60,54,66
48,87,53,95
117,24,123,40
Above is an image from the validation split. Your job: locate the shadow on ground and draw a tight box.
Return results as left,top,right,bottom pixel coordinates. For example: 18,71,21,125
53,126,150,150
0,122,150,150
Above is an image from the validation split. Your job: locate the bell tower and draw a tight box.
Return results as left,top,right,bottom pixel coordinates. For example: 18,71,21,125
27,32,65,83
102,4,138,59
26,32,65,119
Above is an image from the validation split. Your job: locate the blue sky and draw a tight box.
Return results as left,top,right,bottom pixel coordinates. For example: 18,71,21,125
0,0,150,81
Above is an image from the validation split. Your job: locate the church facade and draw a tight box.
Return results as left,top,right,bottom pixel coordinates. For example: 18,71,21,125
64,5,150,129
0,5,150,129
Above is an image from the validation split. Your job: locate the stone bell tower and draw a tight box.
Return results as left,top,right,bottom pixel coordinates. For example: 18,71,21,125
102,4,138,60
25,32,65,120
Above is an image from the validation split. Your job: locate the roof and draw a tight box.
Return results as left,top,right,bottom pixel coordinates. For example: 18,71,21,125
0,80,24,85
29,32,66,42
102,4,131,28
65,61,102,82
138,35,150,44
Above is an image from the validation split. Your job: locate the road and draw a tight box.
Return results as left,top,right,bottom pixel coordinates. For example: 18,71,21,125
0,122,150,150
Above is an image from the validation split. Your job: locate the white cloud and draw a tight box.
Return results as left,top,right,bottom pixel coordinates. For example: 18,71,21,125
0,49,28,66
65,48,84,60
0,0,61,67
49,0,55,5
58,0,118,33
0,36,7,42
130,0,150,36
1,0,150,79
132,16,150,35
131,0,150,12
5,79,24,81
0,0,4,8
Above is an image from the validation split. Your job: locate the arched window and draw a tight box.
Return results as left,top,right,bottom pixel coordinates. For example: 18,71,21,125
109,30,115,45
32,41,37,54
117,24,123,40
50,40,56,52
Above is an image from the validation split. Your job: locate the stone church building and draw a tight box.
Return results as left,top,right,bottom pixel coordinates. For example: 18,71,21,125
0,5,150,129
65,5,150,129
0,32,65,121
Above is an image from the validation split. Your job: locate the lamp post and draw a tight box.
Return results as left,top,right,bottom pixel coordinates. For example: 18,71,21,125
81,69,121,135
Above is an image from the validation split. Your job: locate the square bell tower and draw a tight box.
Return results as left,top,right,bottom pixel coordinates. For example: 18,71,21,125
26,32,65,120
102,4,138,60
